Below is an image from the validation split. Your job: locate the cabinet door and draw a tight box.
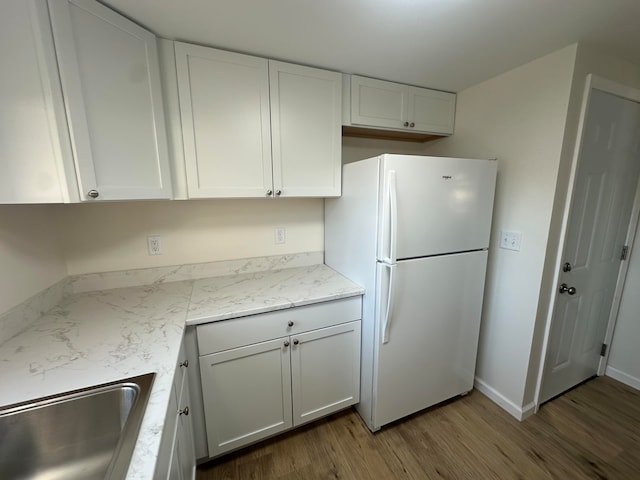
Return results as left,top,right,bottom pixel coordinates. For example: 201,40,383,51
47,0,172,201
155,370,179,480
269,61,342,197
176,371,196,480
0,0,76,203
350,75,408,130
291,321,361,426
408,86,456,134
199,337,293,457
175,43,273,198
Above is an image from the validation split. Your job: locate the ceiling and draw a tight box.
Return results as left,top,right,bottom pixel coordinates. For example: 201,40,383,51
102,0,640,93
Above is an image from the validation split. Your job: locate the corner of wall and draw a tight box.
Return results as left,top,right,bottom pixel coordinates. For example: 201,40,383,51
0,204,68,315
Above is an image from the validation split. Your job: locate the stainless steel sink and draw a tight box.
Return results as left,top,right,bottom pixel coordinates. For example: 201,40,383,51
0,373,155,480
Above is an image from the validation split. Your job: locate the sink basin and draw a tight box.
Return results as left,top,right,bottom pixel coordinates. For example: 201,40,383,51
0,373,155,480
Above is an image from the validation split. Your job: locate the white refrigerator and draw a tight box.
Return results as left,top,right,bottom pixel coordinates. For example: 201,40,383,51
325,154,497,431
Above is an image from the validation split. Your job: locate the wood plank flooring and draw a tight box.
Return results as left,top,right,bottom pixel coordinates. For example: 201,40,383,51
196,376,640,479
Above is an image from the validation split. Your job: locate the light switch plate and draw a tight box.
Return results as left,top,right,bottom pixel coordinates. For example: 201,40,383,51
500,231,522,251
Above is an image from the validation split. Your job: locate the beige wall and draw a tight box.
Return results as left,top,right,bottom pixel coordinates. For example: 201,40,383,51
342,136,428,164
57,198,324,275
609,219,640,387
0,205,67,314
423,45,578,410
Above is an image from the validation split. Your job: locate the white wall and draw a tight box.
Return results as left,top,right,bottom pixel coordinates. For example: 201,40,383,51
57,198,324,275
608,220,640,388
423,45,578,411
0,205,67,314
342,136,428,164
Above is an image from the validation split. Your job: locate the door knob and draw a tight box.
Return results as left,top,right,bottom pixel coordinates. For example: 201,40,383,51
563,262,572,272
559,283,576,295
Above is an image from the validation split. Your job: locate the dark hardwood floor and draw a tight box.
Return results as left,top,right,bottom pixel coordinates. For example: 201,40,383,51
196,376,640,479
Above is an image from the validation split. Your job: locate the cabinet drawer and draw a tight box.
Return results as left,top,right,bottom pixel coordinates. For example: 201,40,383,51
196,296,361,355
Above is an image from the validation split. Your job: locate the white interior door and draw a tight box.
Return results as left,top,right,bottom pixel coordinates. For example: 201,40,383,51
373,251,487,429
541,88,640,403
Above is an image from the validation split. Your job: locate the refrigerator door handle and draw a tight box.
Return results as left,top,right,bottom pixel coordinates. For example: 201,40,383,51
382,170,398,264
382,263,397,344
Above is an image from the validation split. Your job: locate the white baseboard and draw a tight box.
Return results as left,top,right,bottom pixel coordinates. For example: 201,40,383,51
605,366,640,391
474,377,533,421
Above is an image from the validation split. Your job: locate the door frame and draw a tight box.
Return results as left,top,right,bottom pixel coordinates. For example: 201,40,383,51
534,74,640,411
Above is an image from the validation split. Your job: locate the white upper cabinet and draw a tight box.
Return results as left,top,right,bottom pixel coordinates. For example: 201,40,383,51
0,0,76,203
349,76,408,130
174,43,272,198
172,43,342,199
344,74,456,138
269,61,342,198
407,85,456,134
48,0,172,201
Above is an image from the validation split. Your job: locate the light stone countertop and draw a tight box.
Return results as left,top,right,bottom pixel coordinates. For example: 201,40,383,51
187,263,365,324
0,262,363,479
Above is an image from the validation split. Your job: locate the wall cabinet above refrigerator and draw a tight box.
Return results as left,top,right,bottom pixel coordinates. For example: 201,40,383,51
0,0,172,203
342,74,456,142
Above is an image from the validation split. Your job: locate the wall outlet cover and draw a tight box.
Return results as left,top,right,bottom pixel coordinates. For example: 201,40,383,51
274,227,286,245
500,230,522,251
147,235,162,255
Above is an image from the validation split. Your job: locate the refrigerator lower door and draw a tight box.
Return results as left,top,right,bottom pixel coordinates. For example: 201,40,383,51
372,250,488,429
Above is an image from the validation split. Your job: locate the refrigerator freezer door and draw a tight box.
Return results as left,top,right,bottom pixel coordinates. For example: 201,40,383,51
372,251,488,429
378,155,496,260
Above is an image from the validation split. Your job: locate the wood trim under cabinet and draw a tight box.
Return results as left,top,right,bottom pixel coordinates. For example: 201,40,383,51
342,126,446,143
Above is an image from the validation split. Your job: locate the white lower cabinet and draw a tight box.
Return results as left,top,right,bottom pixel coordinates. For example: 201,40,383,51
200,338,293,456
155,342,196,480
291,322,361,426
197,298,362,458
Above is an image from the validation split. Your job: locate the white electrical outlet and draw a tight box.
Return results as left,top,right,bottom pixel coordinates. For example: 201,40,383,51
147,235,162,255
274,227,286,245
500,230,522,251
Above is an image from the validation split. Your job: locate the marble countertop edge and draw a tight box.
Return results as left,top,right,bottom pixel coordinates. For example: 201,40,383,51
185,289,364,326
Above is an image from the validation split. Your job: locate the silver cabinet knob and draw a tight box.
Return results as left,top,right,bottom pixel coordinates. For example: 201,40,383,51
179,406,189,416
275,190,282,196
87,189,99,199
287,321,294,327
180,360,189,368
284,340,290,347
266,189,273,196
293,339,299,345
409,122,415,128
403,121,409,127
